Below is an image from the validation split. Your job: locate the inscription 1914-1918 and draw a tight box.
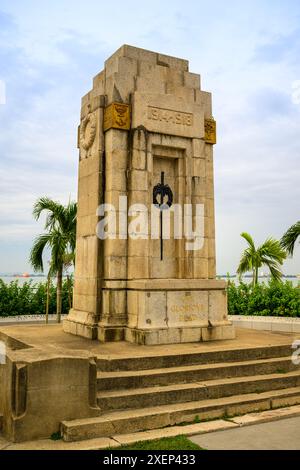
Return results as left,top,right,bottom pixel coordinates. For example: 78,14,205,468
148,106,193,126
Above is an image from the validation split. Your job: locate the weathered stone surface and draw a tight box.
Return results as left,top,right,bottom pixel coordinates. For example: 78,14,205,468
184,71,201,89
0,342,100,443
111,419,236,446
202,324,235,341
208,290,228,323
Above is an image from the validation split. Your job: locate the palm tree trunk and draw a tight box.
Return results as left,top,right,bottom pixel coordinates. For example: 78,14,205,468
67,274,72,310
45,273,50,324
56,268,63,323
253,266,259,287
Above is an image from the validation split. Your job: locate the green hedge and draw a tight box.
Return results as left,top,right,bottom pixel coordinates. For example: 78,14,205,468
228,280,300,317
0,278,73,317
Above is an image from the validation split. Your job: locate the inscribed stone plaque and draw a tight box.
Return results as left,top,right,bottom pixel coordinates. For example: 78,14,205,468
167,291,208,327
132,92,204,138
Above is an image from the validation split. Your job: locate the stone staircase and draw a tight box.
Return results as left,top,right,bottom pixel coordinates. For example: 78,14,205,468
61,343,300,442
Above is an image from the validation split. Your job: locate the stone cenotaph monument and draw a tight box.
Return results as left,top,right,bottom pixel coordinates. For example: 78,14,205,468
63,45,235,345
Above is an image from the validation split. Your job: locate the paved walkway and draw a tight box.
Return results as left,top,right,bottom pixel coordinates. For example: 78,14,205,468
190,416,300,450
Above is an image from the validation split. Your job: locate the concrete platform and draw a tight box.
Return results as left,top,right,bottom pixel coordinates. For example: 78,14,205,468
0,324,298,360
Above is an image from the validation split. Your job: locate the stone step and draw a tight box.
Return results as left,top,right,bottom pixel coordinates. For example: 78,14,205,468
97,370,300,411
97,356,297,391
61,386,300,441
96,344,293,372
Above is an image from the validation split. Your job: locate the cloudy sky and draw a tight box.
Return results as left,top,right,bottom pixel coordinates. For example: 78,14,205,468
0,0,299,275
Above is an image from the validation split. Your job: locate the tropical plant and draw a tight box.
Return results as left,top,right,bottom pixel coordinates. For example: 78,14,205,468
228,279,300,317
281,221,300,256
29,197,77,322
237,232,287,286
0,278,73,317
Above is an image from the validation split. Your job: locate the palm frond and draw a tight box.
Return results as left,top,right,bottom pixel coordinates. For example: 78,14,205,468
33,196,66,231
281,221,300,256
258,237,287,264
265,259,284,282
29,233,51,272
240,232,256,251
237,249,253,276
33,197,61,220
63,252,75,269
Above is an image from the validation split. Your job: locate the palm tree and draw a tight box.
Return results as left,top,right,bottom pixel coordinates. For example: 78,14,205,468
237,232,287,286
281,221,300,256
29,197,77,323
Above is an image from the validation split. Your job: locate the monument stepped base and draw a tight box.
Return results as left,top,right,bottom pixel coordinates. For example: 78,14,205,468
61,341,300,441
1,325,300,443
95,323,235,345
64,323,235,345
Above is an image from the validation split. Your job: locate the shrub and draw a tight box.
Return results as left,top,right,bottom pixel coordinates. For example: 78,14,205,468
0,277,73,317
228,280,300,317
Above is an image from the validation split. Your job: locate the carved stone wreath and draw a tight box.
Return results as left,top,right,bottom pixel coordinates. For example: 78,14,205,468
80,112,96,151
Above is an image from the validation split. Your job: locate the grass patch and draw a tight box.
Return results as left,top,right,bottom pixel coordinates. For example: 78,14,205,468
276,369,288,374
178,414,203,427
109,435,203,450
222,411,232,421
